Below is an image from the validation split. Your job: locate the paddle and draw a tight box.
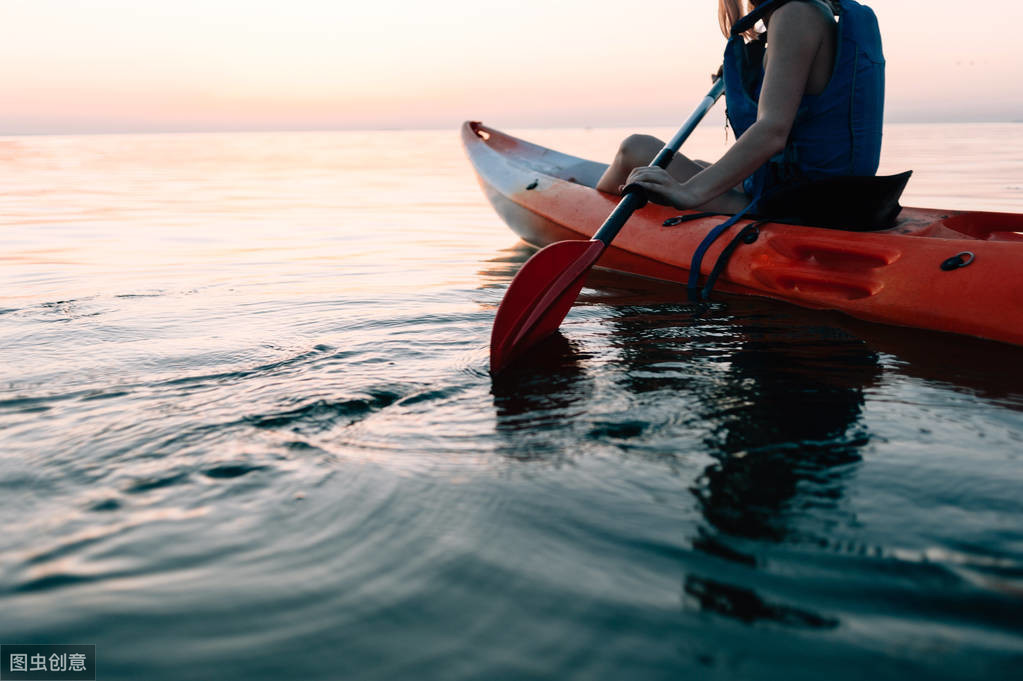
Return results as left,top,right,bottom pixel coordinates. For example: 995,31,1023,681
489,77,726,374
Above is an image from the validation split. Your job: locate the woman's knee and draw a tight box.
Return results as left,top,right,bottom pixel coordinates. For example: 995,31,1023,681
617,134,662,167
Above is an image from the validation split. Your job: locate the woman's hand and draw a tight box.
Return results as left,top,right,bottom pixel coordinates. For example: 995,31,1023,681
621,166,700,210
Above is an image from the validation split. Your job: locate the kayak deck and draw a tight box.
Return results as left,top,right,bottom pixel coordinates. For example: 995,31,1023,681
463,121,1023,346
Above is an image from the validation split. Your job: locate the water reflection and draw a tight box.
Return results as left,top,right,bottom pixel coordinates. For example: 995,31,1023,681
487,281,883,628
486,276,881,545
491,334,588,413
475,243,536,291
604,300,879,532
728,298,1023,410
481,251,1023,639
607,301,881,628
490,333,593,460
691,327,880,543
853,323,1023,408
683,574,840,629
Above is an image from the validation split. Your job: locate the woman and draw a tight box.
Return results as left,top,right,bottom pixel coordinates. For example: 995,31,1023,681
595,0,885,215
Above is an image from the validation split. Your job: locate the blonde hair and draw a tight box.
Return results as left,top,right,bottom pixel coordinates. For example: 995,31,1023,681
718,0,758,40
718,0,838,40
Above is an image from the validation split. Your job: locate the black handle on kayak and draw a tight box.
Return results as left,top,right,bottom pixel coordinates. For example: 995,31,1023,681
592,77,726,247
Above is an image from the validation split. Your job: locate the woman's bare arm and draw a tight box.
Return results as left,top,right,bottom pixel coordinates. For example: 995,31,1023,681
625,3,829,209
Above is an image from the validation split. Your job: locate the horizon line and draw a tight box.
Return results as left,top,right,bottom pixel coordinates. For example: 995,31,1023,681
1,119,1021,138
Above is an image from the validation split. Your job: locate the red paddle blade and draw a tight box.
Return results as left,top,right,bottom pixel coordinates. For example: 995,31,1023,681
490,239,605,374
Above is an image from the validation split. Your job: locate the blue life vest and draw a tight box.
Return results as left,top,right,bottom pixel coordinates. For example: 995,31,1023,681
722,0,885,197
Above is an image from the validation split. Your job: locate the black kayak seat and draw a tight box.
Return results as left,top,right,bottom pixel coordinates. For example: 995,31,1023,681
661,172,913,232
753,171,913,231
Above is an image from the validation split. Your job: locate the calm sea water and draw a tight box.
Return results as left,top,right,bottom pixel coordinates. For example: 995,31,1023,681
1,124,1022,680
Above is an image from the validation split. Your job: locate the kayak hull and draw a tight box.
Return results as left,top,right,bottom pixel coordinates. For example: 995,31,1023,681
463,121,1023,347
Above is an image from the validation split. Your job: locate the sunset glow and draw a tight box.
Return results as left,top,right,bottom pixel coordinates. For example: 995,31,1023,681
3,0,1021,133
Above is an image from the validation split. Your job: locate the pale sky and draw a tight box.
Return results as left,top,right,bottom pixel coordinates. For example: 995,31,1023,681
1,0,1020,133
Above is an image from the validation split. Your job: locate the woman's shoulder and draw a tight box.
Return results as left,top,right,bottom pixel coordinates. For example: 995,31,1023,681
764,0,836,39
767,0,836,27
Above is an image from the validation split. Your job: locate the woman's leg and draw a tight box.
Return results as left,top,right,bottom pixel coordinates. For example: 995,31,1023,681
596,134,703,193
595,134,749,213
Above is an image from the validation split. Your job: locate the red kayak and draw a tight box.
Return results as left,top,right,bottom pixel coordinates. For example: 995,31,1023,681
463,121,1023,347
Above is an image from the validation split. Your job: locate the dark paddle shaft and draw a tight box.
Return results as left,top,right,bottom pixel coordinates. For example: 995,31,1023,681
591,77,725,246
